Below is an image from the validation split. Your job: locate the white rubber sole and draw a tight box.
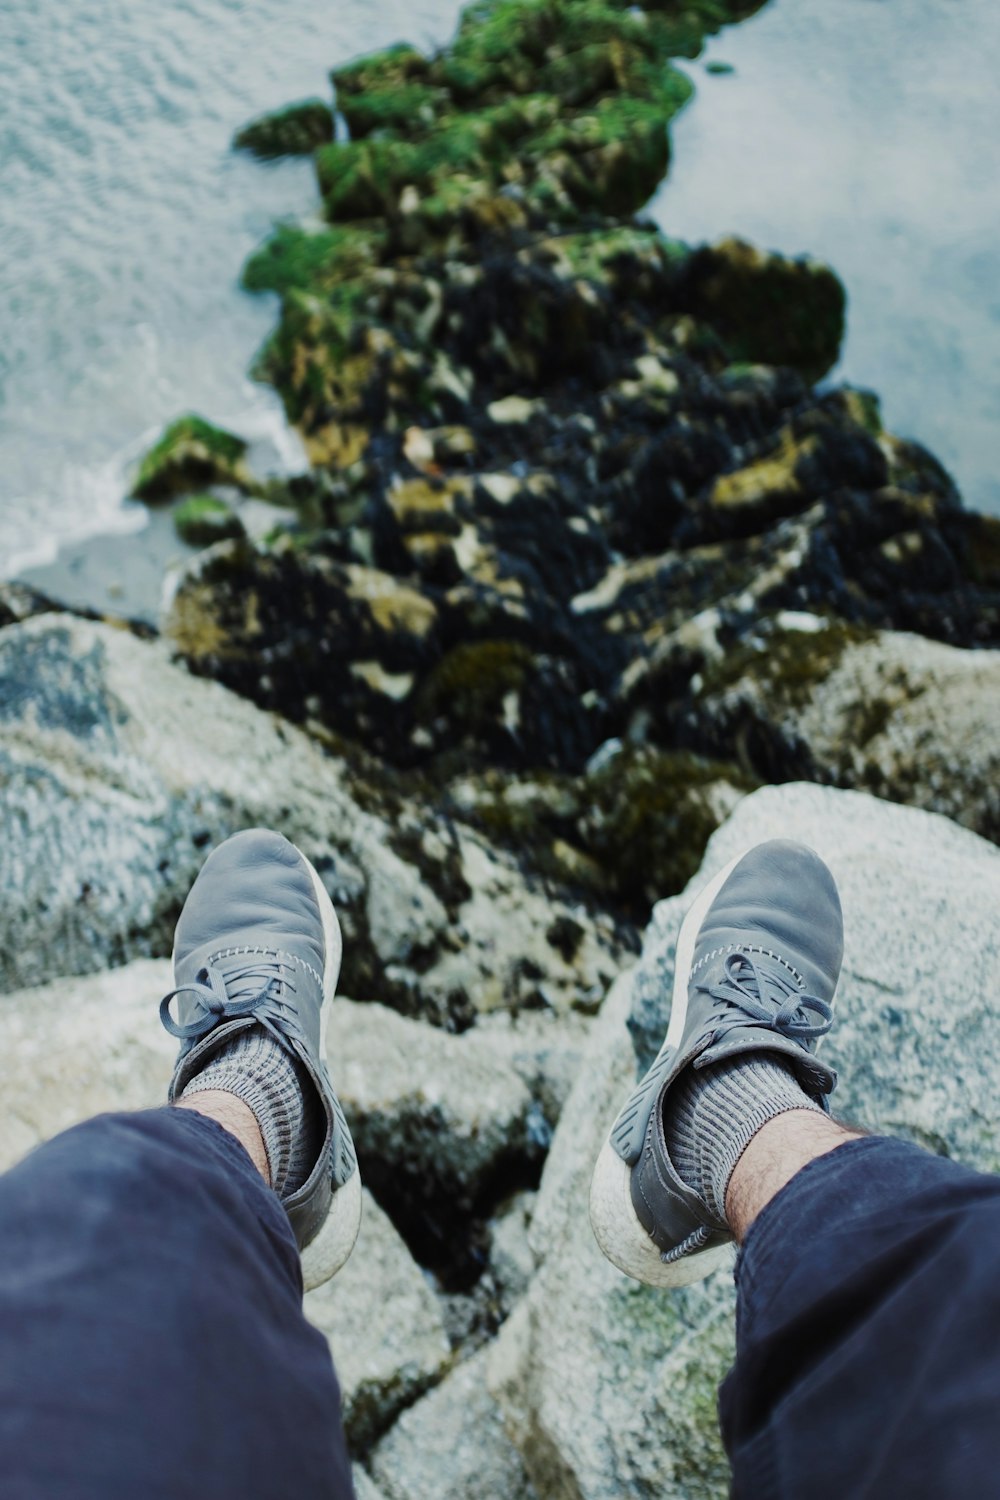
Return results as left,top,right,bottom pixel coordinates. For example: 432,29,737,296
589,852,745,1288
298,847,363,1291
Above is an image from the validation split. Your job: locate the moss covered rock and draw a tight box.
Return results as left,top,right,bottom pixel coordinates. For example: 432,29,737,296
678,237,847,381
132,415,255,501
242,223,385,299
334,44,446,138
233,99,333,159
173,495,244,547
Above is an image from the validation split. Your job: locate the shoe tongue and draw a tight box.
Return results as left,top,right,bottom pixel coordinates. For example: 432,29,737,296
726,951,793,1001
202,946,283,1002
698,1026,837,1097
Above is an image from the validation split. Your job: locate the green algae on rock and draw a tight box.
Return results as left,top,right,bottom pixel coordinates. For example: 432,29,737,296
132,414,255,501
241,223,386,299
172,495,244,547
233,98,333,159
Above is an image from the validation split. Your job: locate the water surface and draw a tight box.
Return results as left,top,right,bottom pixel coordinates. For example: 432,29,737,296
653,0,1000,515
2,0,998,585
0,0,466,575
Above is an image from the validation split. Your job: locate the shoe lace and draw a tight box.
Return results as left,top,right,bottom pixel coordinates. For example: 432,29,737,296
696,950,833,1047
159,954,303,1048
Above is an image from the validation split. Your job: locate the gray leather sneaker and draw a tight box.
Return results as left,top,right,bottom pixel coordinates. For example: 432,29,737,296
590,839,842,1287
160,829,361,1289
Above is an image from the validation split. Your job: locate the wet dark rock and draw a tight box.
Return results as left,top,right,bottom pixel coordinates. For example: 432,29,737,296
164,538,441,755
131,414,256,501
172,495,244,547
444,746,751,917
233,98,334,158
674,237,846,382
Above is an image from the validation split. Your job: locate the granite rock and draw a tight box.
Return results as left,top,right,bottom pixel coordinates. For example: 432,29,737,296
489,782,1000,1498
371,1346,537,1500
0,960,174,1170
329,998,587,1210
0,615,625,1023
667,615,1000,842
305,1192,452,1453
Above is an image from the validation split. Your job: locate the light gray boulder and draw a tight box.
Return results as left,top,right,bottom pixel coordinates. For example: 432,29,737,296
0,963,450,1460
489,783,1000,1499
489,1191,538,1315
371,1346,537,1500
305,1191,451,1454
0,615,624,1022
0,960,174,1170
352,1470,390,1500
353,1464,389,1500
676,615,1000,842
329,998,587,1208
0,961,471,1465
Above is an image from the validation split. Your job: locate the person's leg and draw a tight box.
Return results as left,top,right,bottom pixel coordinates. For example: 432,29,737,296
720,1124,1000,1498
0,1105,353,1500
0,828,364,1500
590,838,847,1288
590,838,1000,1498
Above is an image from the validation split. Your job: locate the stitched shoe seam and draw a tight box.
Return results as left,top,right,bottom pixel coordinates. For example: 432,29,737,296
689,942,805,989
205,945,325,992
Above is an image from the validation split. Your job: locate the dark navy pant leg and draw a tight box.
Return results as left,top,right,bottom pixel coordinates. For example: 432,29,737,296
0,1108,353,1500
719,1135,1000,1499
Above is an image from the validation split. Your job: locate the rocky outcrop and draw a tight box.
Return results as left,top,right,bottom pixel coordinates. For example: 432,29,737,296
659,614,1000,841
6,0,1000,1493
370,1346,537,1500
120,0,1000,932
305,1192,452,1451
233,99,333,159
3,784,999,1499
0,615,626,1021
131,414,257,501
155,14,1000,885
488,782,1000,1498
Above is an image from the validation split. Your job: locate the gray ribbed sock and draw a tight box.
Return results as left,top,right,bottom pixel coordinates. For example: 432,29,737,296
663,1055,823,1227
182,1027,323,1199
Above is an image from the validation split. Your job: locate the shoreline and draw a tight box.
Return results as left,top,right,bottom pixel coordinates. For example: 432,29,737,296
14,507,194,628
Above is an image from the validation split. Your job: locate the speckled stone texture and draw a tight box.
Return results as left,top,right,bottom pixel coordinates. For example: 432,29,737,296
0,614,624,1019
488,782,1000,1499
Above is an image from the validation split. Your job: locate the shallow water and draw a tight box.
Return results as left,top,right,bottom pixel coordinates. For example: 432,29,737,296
0,0,466,575
653,0,1000,516
2,0,998,583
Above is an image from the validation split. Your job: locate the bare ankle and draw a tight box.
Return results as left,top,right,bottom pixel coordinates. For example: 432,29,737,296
175,1091,271,1185
725,1109,863,1241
